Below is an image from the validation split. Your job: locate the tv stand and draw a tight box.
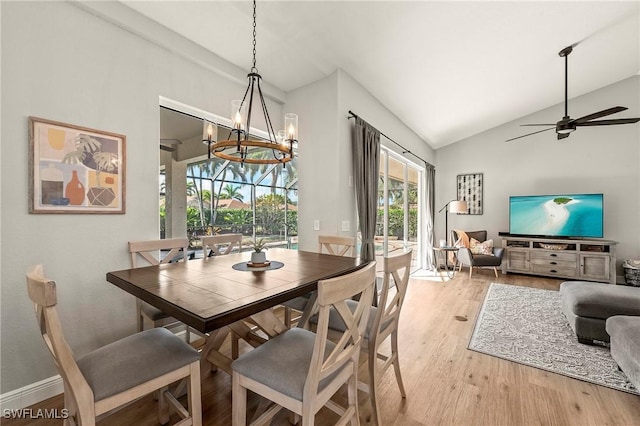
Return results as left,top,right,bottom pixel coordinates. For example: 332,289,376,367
501,236,617,284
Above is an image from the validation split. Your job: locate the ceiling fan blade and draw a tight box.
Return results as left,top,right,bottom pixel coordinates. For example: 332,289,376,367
576,118,640,126
521,124,556,127
572,106,627,124
160,145,176,152
505,127,555,142
557,132,570,140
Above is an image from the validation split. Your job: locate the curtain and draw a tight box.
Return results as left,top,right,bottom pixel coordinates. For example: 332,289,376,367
352,117,380,262
424,163,436,269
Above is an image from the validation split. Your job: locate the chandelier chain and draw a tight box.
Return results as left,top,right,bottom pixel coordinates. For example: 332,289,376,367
251,0,257,73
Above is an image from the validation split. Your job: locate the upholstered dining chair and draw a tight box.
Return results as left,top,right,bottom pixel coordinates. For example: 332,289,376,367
201,233,243,257
451,230,504,278
283,235,357,328
128,238,190,338
308,250,412,426
201,233,247,358
26,265,202,426
231,261,376,426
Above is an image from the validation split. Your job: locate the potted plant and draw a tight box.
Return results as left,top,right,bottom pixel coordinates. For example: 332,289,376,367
247,238,268,264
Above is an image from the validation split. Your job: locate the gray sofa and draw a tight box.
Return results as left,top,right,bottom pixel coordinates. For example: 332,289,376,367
606,316,640,390
560,281,640,344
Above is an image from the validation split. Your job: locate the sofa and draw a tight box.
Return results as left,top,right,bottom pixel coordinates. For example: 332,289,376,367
560,281,640,344
606,315,640,390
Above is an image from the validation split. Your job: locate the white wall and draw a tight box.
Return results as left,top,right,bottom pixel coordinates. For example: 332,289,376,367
286,69,435,252
0,1,283,394
435,76,640,280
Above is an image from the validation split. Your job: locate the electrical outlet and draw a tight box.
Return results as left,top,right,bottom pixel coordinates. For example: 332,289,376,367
314,220,320,231
342,220,350,232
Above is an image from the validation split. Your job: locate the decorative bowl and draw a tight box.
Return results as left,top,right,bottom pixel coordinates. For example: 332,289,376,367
539,243,568,250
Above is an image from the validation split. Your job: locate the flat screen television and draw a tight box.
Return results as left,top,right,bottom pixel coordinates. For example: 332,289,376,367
509,193,604,238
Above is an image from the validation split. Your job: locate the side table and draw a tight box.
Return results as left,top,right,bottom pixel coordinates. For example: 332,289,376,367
433,246,459,279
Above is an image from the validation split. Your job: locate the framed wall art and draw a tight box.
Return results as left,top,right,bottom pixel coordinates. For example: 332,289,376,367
29,117,126,214
456,172,483,215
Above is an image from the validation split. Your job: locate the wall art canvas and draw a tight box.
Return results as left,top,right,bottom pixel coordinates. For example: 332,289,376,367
29,117,126,214
457,173,483,215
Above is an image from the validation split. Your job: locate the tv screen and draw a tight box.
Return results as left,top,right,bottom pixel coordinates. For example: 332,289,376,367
509,193,603,238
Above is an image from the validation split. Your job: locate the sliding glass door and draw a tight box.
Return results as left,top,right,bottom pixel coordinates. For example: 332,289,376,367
376,147,423,271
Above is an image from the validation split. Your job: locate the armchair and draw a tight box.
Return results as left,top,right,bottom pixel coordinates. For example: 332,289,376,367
451,230,504,278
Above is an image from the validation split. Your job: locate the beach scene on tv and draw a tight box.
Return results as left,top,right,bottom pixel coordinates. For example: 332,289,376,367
509,194,604,238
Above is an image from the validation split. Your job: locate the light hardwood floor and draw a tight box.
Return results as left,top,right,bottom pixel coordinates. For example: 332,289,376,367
7,269,640,425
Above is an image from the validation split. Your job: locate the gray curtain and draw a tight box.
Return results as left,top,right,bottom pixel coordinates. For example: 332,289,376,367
424,163,436,269
352,117,380,262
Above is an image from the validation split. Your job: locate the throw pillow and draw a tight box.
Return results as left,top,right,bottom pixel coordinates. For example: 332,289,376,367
470,238,494,256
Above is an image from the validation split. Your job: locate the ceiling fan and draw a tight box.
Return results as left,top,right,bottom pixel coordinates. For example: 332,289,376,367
506,45,640,142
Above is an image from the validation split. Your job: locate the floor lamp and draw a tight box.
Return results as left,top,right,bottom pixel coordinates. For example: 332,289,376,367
438,200,468,246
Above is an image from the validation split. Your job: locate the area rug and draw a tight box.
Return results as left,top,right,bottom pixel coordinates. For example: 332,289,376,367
468,282,639,395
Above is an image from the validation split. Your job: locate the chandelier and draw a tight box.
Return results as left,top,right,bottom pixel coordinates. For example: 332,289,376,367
207,0,297,165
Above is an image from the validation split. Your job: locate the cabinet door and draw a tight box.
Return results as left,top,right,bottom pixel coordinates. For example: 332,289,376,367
580,254,609,281
507,249,529,272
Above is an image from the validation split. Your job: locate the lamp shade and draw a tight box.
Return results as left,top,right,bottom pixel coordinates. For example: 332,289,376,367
449,200,468,214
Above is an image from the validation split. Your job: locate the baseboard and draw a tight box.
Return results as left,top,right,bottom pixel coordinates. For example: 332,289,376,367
0,375,63,411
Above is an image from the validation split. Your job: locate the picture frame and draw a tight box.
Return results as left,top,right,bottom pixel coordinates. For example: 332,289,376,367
29,117,126,214
456,172,483,215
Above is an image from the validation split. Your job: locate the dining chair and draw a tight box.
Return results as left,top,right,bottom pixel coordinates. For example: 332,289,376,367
283,235,357,328
231,261,376,426
201,233,243,257
201,233,248,359
318,235,356,257
26,265,202,426
128,238,190,337
307,249,412,426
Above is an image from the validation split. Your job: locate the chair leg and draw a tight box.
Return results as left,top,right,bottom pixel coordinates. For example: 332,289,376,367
391,330,406,398
348,362,359,426
469,266,473,278
493,267,498,278
158,386,170,425
369,345,381,426
189,362,202,426
232,374,247,426
136,300,144,332
284,306,292,328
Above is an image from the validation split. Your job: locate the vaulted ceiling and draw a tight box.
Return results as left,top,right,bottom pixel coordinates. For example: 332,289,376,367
122,1,640,149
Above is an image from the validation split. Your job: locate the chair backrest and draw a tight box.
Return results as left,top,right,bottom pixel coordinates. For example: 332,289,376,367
451,230,487,246
318,235,356,257
26,265,95,410
201,234,242,257
373,250,412,344
304,261,376,398
128,238,190,268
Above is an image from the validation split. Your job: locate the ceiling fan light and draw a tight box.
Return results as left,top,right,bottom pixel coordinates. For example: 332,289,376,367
557,128,575,134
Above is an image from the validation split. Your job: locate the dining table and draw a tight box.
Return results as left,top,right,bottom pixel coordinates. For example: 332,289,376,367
106,247,365,376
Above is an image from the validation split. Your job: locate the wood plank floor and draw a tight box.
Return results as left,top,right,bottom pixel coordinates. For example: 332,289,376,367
6,269,640,425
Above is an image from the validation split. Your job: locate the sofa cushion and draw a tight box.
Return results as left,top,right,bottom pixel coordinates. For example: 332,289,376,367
560,281,640,320
606,315,640,390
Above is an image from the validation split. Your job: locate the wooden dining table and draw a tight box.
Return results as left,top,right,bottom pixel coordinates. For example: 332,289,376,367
106,248,365,375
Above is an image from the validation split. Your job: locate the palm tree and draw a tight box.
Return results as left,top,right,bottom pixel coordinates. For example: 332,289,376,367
212,161,247,224
221,184,244,202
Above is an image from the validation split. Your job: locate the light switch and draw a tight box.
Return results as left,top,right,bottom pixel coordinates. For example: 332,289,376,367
342,220,350,232
314,220,320,231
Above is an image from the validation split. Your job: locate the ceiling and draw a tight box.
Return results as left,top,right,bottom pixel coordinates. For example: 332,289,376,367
123,1,640,149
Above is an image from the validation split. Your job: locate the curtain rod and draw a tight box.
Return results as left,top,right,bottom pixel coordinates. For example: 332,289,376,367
348,110,434,169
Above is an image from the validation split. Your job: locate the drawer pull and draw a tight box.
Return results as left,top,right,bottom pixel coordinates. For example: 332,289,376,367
550,253,558,257
550,269,557,273
550,261,557,265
